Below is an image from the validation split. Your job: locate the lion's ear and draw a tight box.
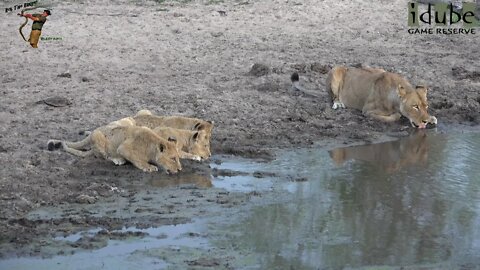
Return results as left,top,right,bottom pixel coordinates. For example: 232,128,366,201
192,132,199,141
159,144,165,152
194,122,204,131
397,84,407,98
416,85,428,97
168,137,177,142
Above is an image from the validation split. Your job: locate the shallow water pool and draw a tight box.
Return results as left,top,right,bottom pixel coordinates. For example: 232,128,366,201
218,130,480,269
2,130,479,269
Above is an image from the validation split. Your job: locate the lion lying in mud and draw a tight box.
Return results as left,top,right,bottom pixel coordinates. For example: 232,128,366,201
326,66,437,128
78,110,212,161
134,110,214,140
133,109,214,154
48,118,182,174
48,111,213,173
153,127,211,160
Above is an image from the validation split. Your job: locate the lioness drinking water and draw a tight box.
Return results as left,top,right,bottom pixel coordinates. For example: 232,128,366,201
326,66,437,128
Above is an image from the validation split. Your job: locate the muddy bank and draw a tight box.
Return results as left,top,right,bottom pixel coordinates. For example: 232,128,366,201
0,0,479,260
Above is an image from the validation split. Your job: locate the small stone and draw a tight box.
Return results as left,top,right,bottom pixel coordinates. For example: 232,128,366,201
57,72,72,78
248,63,270,77
75,195,96,204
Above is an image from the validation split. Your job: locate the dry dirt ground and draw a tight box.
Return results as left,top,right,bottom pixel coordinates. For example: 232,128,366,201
0,0,479,259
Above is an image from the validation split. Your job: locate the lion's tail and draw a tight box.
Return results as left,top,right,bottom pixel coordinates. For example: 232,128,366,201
47,133,94,157
289,73,320,98
79,130,92,136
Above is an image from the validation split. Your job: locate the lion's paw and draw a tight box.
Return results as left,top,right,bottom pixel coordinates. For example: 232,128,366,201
111,158,127,166
332,102,345,110
426,116,438,129
142,165,158,172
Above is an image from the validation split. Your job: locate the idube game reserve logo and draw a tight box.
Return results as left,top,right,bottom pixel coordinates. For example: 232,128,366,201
408,1,478,34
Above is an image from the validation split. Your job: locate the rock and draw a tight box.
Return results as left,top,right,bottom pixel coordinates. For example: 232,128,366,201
211,168,249,177
256,82,279,92
186,258,221,267
252,171,277,178
75,195,96,204
248,63,270,77
211,32,223,37
42,96,72,107
291,63,307,73
57,72,72,78
2,78,15,83
310,63,331,74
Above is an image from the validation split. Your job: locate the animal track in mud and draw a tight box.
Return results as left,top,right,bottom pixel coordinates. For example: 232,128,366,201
432,99,455,109
256,82,281,92
452,67,480,82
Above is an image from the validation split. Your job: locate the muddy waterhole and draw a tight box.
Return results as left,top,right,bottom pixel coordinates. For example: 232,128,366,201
2,130,480,270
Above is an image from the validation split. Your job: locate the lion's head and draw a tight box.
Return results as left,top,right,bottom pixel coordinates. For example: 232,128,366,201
155,141,182,174
398,85,437,129
187,130,211,160
193,121,214,141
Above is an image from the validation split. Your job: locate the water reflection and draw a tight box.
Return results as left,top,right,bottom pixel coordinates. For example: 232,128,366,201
227,132,480,269
329,130,429,173
148,173,213,188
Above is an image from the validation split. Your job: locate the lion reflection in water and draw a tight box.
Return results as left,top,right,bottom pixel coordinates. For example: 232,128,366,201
329,131,429,173
149,174,213,189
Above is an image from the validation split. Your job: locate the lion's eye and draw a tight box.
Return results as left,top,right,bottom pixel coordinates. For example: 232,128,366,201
413,105,419,110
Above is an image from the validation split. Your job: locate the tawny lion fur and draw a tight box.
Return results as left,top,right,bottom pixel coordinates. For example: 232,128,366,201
326,66,437,128
48,117,182,174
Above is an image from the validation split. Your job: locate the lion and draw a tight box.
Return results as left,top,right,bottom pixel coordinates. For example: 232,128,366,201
47,117,136,157
47,118,182,174
153,126,211,160
133,109,214,152
329,130,429,173
326,66,437,128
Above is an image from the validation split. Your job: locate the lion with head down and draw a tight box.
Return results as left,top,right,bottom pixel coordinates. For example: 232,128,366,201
326,66,437,128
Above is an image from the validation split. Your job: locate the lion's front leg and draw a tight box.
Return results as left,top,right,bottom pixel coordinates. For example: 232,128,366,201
364,110,402,123
178,150,201,161
117,142,158,172
327,66,347,110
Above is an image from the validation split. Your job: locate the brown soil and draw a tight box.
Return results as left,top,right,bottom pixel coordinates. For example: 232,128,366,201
0,0,478,258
